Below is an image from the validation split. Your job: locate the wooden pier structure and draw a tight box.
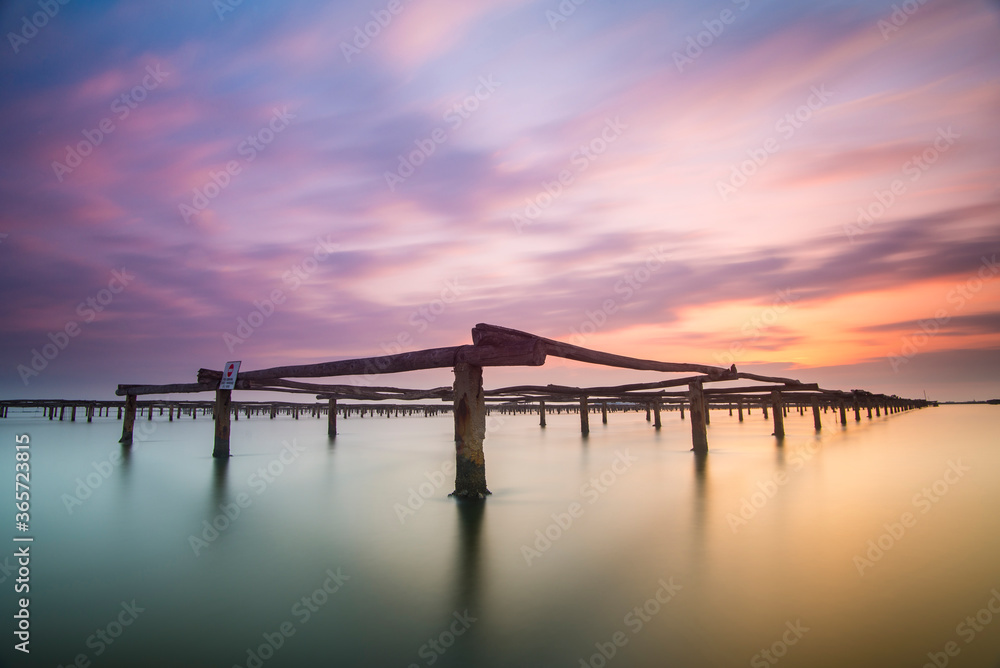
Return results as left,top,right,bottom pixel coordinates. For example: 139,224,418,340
3,324,931,499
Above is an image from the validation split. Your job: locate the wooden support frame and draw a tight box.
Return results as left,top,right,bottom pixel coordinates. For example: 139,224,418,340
451,363,489,499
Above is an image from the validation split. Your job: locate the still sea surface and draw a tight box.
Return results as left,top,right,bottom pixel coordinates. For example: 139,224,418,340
1,404,998,668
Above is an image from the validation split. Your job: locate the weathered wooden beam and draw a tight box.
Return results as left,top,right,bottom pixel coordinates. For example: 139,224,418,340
327,397,337,438
201,338,545,385
704,384,820,395
472,323,736,378
117,382,215,396
119,395,137,445
688,381,708,453
213,389,232,458
735,371,805,385
451,363,489,499
771,390,785,439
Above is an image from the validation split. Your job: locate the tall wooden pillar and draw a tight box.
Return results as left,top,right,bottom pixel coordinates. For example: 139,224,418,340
452,363,489,499
328,397,337,438
762,402,769,420
119,395,137,445
601,401,608,425
645,403,651,421
580,396,590,436
811,396,822,431
539,400,546,428
688,381,708,454
771,390,785,439
213,389,232,458
866,402,872,419
737,398,744,422
653,400,662,429
839,401,847,425
853,398,861,422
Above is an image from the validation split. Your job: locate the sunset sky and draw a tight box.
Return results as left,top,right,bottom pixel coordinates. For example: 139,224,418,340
1,0,998,401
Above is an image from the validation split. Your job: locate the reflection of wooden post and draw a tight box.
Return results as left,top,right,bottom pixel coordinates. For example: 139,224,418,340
539,400,546,428
328,397,337,438
601,401,608,425
811,396,822,431
688,381,708,454
771,391,785,439
737,398,744,422
653,400,662,429
452,363,489,499
580,396,590,436
119,395,137,445
213,389,232,458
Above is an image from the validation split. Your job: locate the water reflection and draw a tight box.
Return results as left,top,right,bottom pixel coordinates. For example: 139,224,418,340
211,457,230,509
453,499,486,613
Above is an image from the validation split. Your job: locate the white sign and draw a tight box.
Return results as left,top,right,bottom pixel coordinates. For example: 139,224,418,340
219,361,241,390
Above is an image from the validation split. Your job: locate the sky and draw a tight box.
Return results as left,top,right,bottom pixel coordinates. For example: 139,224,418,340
1,0,998,402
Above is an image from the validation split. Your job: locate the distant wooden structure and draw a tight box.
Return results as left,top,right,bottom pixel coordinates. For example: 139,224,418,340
8,324,934,500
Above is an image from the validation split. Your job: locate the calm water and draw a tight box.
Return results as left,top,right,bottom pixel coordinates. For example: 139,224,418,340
1,404,998,667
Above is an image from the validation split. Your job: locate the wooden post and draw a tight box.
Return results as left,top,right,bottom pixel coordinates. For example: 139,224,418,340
539,400,546,428
119,395,137,445
680,403,685,419
811,396,822,431
645,403,651,421
866,401,872,419
653,400,662,429
839,401,847,425
452,362,489,499
327,397,337,438
70,405,76,422
117,406,122,419
213,389,232,458
853,399,861,422
688,381,708,454
601,401,608,425
737,398,744,422
704,401,710,425
771,390,785,439
86,404,93,423
762,402,768,420
580,396,590,436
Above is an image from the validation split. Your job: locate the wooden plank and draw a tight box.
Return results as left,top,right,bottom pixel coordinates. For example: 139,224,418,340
452,363,489,499
472,323,735,378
